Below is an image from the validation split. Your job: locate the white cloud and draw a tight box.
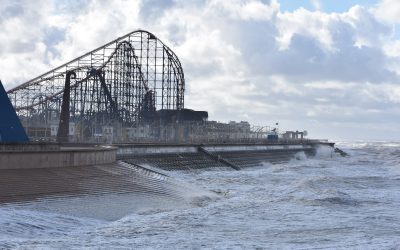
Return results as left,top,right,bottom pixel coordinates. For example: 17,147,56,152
374,0,400,23
0,1,57,87
207,0,279,21
53,0,142,65
1,0,400,140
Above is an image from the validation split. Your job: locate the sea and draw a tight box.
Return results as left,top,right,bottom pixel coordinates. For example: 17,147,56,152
0,141,400,249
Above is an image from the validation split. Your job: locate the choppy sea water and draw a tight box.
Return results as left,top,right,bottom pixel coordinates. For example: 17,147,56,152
1,141,400,249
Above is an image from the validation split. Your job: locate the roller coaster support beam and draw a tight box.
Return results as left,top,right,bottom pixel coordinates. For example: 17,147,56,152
93,69,120,121
57,71,76,143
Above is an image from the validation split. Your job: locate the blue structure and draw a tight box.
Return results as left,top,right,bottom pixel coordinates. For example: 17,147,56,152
0,80,29,143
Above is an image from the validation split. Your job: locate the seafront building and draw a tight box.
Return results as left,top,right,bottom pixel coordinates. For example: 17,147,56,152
21,115,275,144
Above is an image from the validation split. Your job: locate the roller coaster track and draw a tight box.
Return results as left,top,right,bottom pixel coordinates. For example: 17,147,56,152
7,30,185,127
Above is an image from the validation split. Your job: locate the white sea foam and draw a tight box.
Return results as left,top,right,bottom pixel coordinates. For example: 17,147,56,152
294,151,307,160
315,144,334,158
1,141,400,249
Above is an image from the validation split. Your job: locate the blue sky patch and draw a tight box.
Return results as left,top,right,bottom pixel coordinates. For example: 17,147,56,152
278,0,378,13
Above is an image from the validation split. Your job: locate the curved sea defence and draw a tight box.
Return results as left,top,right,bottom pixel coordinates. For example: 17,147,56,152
0,141,333,205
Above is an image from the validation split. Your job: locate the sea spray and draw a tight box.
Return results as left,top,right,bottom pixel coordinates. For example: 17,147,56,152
315,144,335,158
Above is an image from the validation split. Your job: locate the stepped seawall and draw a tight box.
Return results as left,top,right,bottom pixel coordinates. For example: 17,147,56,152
0,141,333,206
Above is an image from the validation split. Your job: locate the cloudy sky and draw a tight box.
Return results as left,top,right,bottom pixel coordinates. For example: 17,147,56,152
1,0,400,140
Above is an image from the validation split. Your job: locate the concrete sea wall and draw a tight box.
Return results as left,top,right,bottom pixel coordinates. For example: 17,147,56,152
0,144,116,169
0,142,333,169
0,141,333,204
116,143,318,157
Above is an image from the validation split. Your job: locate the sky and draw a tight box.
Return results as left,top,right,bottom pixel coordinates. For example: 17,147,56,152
1,0,400,141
